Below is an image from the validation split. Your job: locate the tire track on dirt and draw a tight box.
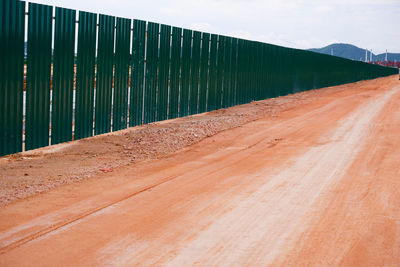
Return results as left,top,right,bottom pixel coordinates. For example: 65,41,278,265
162,87,398,266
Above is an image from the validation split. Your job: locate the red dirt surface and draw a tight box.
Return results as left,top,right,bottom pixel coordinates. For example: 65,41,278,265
0,76,399,266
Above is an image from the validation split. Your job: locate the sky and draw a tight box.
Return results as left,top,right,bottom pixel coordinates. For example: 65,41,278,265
28,0,400,54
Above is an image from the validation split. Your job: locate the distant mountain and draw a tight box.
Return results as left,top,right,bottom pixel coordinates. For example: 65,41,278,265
308,43,400,62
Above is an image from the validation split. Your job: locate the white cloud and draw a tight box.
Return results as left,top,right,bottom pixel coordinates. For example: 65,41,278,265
28,0,400,53
315,5,333,13
190,22,215,33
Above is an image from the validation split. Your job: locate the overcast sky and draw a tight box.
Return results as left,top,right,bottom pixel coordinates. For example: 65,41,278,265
29,0,399,54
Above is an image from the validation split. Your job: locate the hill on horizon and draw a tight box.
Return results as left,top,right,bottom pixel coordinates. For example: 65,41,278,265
308,43,400,62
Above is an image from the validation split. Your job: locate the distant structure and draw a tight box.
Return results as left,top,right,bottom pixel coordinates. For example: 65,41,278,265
308,43,400,66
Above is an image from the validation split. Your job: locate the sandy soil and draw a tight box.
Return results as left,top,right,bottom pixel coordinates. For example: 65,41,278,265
0,76,399,266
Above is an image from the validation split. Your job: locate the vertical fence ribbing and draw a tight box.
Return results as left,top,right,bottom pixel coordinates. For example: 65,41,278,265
95,14,115,135
207,34,218,112
0,0,25,156
168,27,182,119
52,7,76,144
113,17,131,131
215,35,224,110
130,19,146,126
198,33,210,113
1,1,397,156
75,11,97,140
157,24,171,121
179,29,192,117
189,31,201,115
144,22,159,124
25,3,52,150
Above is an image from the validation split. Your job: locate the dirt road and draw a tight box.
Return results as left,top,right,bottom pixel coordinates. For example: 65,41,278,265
1,76,399,266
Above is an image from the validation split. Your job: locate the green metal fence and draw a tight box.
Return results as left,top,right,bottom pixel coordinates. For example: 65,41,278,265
0,0,398,156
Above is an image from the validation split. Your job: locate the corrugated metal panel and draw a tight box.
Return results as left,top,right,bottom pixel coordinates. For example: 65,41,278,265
95,14,115,135
189,31,201,115
25,2,52,151
51,7,76,145
215,35,225,110
245,40,252,102
260,43,266,98
157,24,171,121
222,36,232,108
249,41,256,100
236,39,244,105
168,27,182,119
269,45,278,98
255,42,262,100
282,47,290,95
254,42,260,100
299,49,307,91
259,43,265,99
198,32,210,113
0,0,25,156
261,43,267,99
287,48,295,94
207,34,218,112
144,22,159,124
231,38,238,106
113,17,131,131
265,44,273,99
179,29,192,117
249,41,254,100
263,43,269,97
255,42,260,98
130,19,146,127
263,43,268,97
75,11,97,140
244,40,250,101
254,42,260,99
230,38,236,105
246,40,253,101
242,39,248,104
